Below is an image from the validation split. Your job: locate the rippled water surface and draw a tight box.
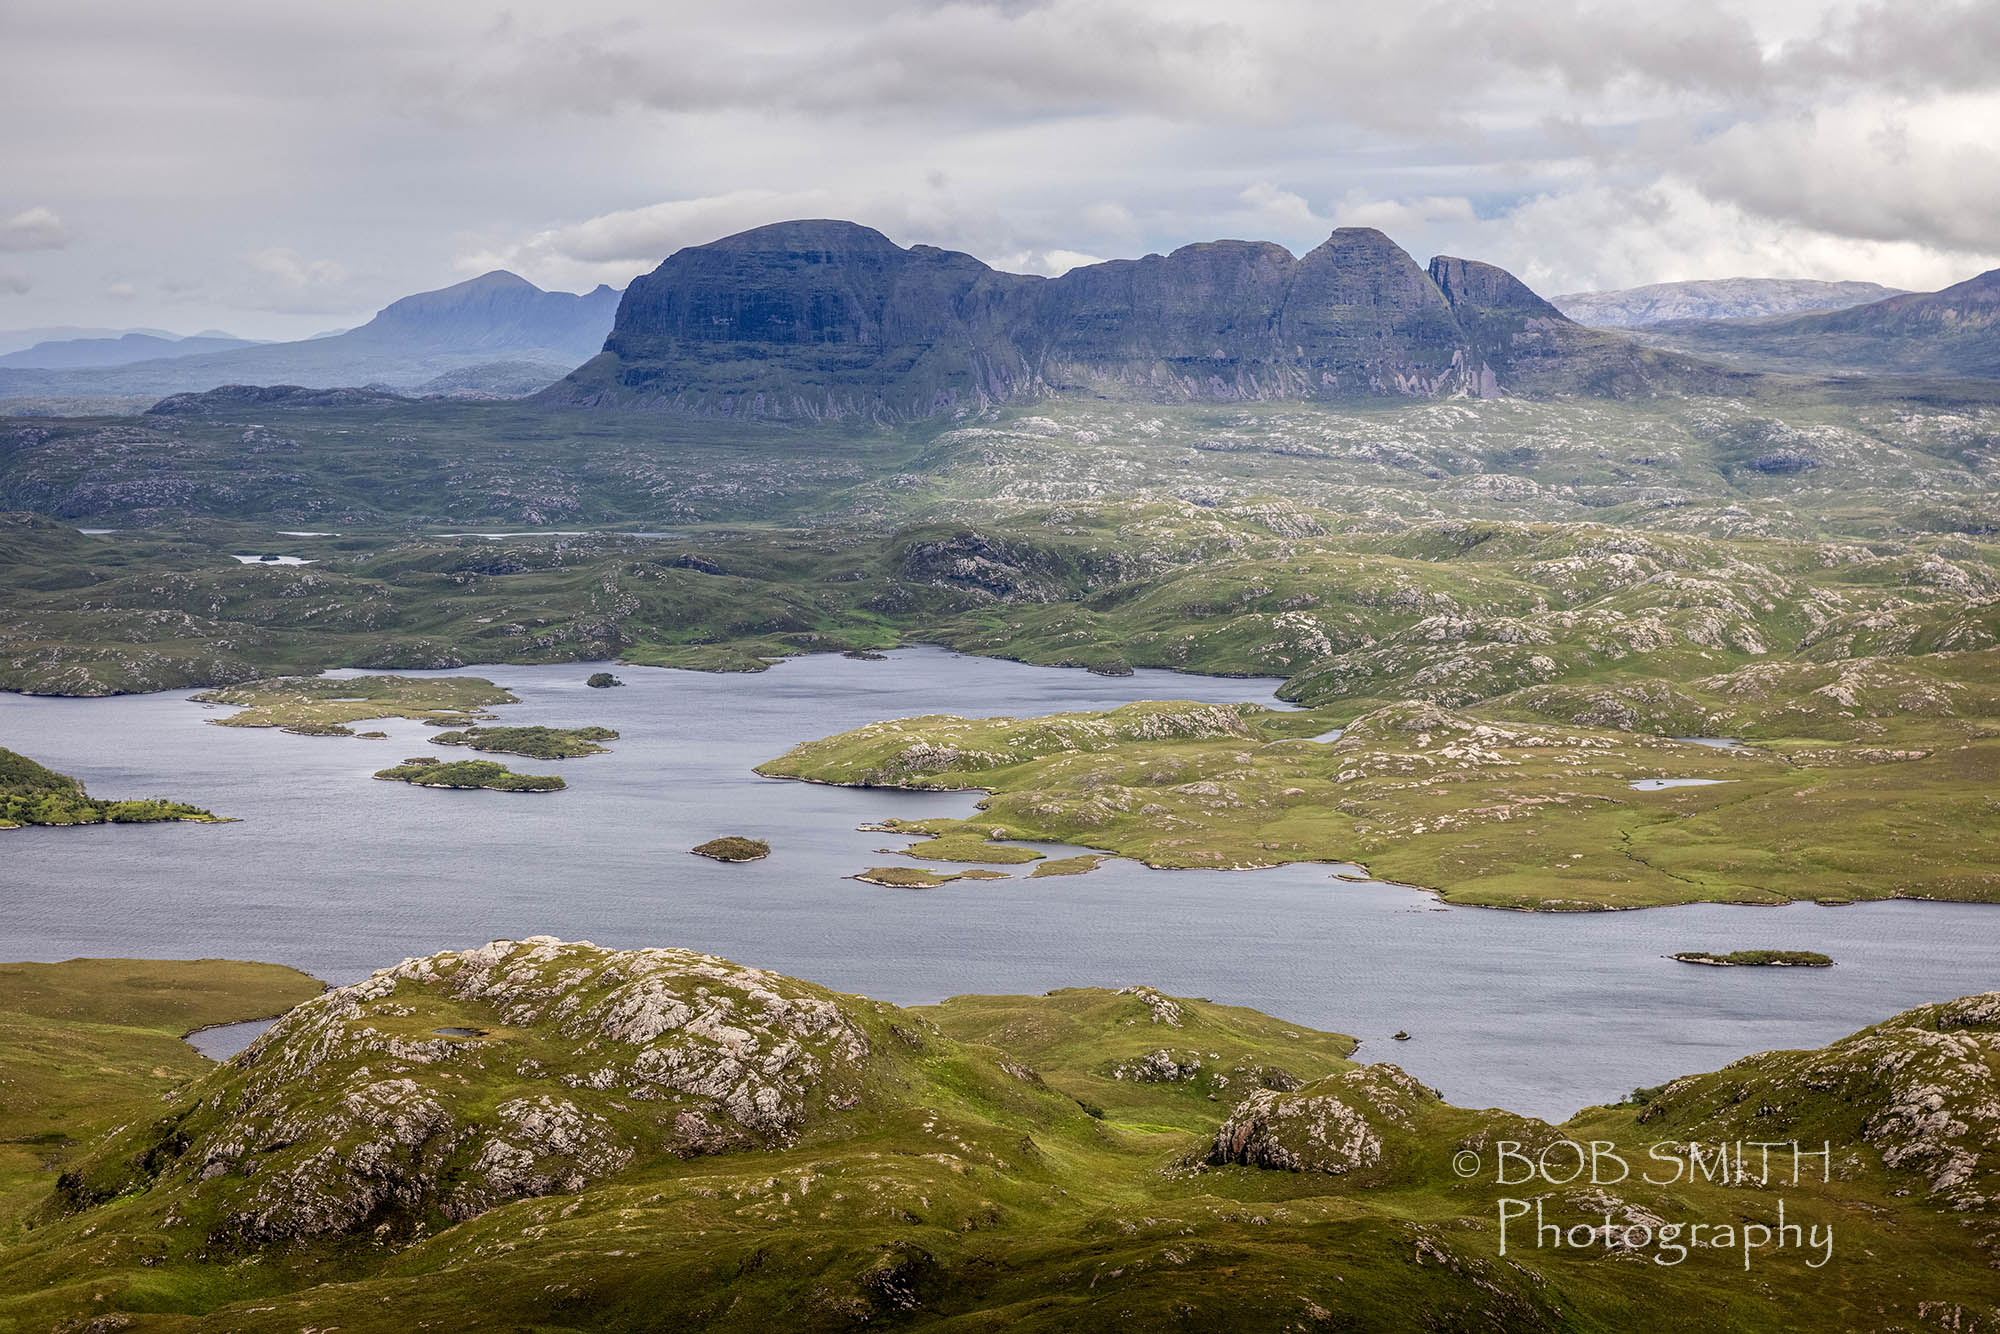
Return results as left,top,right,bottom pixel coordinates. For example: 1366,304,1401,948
3,648,1995,1120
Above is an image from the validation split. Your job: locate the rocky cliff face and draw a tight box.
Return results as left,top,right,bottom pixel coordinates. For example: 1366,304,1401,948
545,220,1648,420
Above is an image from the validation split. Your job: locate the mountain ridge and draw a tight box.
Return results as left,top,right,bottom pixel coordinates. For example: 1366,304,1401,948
545,219,1719,420
1554,277,1905,327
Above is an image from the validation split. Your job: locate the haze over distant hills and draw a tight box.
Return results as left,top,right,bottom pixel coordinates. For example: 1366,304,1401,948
0,272,620,402
1625,268,2000,377
1553,278,1904,328
0,331,263,370
543,219,1723,420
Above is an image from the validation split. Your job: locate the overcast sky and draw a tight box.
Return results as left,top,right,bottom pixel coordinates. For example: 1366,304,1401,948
5,0,1999,338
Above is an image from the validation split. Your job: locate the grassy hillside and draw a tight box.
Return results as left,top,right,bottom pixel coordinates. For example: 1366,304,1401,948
0,945,1994,1331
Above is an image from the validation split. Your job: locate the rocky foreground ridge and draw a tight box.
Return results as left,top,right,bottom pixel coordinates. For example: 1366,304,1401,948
11,942,2000,1331
543,220,1724,419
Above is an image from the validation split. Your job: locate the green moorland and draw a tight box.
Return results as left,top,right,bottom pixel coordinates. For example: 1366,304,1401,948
428,723,619,758
0,958,321,1228
0,745,221,828
0,942,1995,1331
191,673,517,735
1,390,1998,908
760,696,2000,909
372,756,566,792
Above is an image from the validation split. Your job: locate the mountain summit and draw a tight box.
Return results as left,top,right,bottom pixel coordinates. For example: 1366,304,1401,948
0,272,621,402
544,221,1681,419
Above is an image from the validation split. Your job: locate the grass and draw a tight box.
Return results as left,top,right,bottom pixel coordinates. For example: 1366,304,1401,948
849,866,1009,887
690,836,770,862
372,756,565,792
0,959,321,1238
0,745,222,829
428,724,618,759
760,699,2000,910
1028,854,1105,877
192,673,517,735
1,947,1996,1330
1670,949,1835,967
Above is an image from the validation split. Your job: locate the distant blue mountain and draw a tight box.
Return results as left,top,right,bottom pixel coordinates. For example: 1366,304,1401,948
0,331,262,370
0,272,622,402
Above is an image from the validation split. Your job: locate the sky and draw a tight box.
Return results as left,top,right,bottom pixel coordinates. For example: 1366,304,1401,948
4,0,2000,339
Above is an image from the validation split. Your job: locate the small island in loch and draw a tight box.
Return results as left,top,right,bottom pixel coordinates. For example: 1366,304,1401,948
429,724,619,759
193,674,517,736
1,746,224,829
372,757,565,793
585,672,623,688
851,865,1011,888
1672,949,1836,968
690,836,771,862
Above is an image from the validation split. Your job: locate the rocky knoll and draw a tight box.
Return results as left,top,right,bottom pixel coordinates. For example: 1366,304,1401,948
1209,1064,1442,1177
544,220,1698,420
1633,991,2000,1226
57,938,880,1242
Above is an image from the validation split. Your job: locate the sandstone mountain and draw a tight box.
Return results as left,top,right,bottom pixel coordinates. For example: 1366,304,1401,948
543,220,1715,420
1553,277,1902,327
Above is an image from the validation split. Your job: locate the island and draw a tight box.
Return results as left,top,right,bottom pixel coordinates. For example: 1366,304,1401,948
850,866,1011,887
429,725,619,759
690,836,771,862
192,674,517,736
1,746,224,829
371,757,565,792
585,672,623,688
1671,949,1835,968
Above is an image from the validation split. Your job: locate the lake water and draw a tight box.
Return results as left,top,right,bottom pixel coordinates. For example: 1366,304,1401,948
3,647,1995,1121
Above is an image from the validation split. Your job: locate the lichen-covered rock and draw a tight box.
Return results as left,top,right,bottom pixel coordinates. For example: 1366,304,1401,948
1210,1064,1439,1175
61,938,877,1243
1638,991,2000,1219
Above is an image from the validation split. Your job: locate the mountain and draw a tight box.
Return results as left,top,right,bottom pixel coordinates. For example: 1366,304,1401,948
0,272,621,402
544,219,1717,419
0,330,262,369
0,325,178,357
1626,268,2000,376
1553,278,1903,327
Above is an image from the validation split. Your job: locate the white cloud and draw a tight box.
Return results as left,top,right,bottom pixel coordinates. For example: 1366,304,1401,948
0,271,31,295
1239,182,1322,231
1331,192,1479,235
244,247,353,312
103,281,137,299
992,247,1106,276
0,206,71,252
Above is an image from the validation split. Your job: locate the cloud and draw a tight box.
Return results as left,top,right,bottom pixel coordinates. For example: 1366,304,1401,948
1239,182,1322,232
0,270,30,295
0,206,71,252
244,247,353,312
992,247,1106,276
1332,192,1479,235
11,0,2000,332
103,282,137,299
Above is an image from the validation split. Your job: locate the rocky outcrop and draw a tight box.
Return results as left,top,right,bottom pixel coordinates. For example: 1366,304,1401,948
1637,991,2000,1220
60,938,878,1242
542,220,1672,420
1210,1064,1440,1175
